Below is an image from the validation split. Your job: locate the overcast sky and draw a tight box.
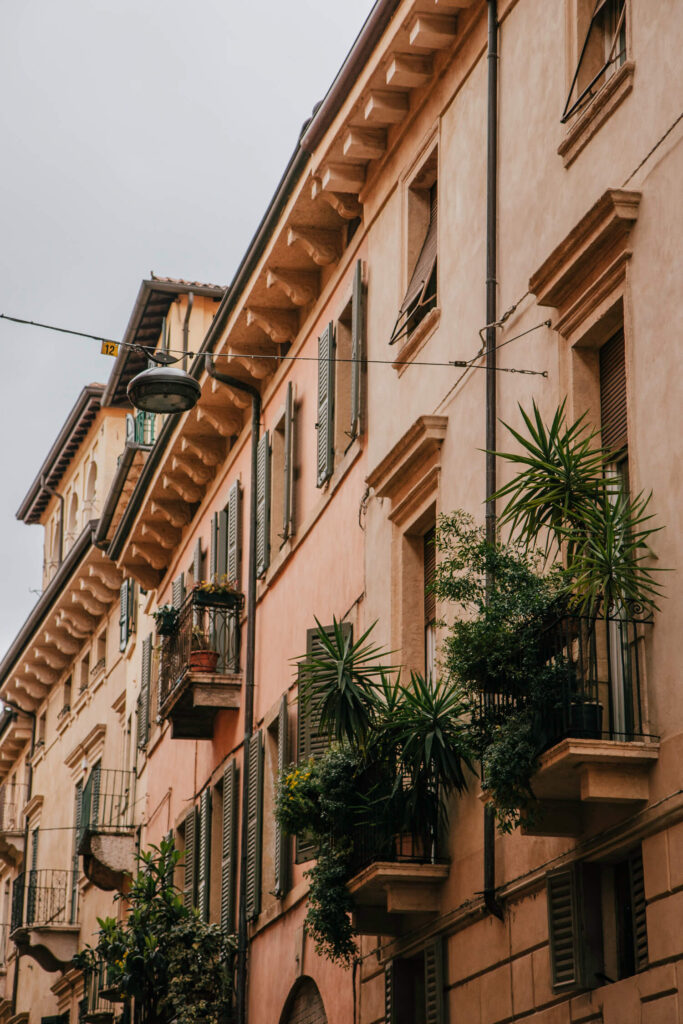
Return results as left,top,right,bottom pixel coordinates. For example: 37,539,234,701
0,0,376,656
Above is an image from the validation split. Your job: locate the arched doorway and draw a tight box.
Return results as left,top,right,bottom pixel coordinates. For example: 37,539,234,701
279,976,328,1024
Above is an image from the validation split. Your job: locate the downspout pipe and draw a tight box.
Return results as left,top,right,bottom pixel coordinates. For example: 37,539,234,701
182,291,194,370
40,475,64,567
205,361,260,1024
484,0,504,923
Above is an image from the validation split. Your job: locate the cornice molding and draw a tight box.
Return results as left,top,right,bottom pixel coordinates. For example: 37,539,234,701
367,415,447,524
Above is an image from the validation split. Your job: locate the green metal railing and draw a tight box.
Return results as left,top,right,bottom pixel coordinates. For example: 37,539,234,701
78,768,136,852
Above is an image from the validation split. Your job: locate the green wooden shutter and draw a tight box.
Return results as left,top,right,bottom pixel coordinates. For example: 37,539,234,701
350,259,364,441
183,808,197,910
424,939,444,1024
127,580,137,637
384,962,395,1024
71,782,82,923
193,538,203,584
172,573,185,609
197,789,212,922
227,481,242,585
282,382,295,542
547,867,581,991
137,635,152,749
629,847,648,971
216,510,229,580
245,732,264,920
119,580,129,651
256,433,271,579
274,694,289,898
163,831,175,888
210,513,219,578
316,323,335,487
221,760,238,933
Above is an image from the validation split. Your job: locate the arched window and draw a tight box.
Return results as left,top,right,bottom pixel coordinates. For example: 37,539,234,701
279,977,328,1024
66,492,79,547
83,461,98,524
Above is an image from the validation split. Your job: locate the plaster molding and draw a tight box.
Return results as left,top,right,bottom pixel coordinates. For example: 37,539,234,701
64,722,106,777
366,415,448,516
23,793,44,824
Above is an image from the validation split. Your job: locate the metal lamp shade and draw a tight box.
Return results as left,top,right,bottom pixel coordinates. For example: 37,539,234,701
127,367,201,413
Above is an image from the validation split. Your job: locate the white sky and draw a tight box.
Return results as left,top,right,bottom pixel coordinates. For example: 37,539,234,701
0,0,376,656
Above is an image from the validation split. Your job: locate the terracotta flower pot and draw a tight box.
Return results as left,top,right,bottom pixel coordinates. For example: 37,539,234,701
189,649,219,672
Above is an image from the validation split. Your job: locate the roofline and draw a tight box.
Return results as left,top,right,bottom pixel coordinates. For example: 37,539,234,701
15,384,104,523
0,522,96,688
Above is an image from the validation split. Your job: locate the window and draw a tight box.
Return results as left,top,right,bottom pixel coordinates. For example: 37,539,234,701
211,481,242,585
245,731,264,920
391,150,438,349
136,634,152,751
220,760,238,933
563,0,627,123
196,789,212,923
119,578,137,651
61,676,72,717
37,713,46,747
269,383,295,552
265,695,290,900
385,940,445,1024
547,846,647,991
79,653,89,694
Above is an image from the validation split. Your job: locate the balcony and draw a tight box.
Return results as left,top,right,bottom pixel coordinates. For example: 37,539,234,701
77,768,136,891
158,589,243,740
10,869,79,972
347,820,448,936
82,959,118,1024
0,783,28,866
477,611,659,836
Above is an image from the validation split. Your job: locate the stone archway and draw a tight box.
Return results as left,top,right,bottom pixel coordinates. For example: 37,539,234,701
279,976,328,1024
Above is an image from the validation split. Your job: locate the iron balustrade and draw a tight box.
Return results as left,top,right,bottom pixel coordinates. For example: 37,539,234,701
158,589,243,716
83,957,118,1018
11,869,71,931
476,610,653,749
0,783,28,832
79,768,136,850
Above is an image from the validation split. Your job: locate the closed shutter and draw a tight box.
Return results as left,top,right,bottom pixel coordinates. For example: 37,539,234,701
629,847,648,971
193,538,203,585
316,323,335,487
197,789,212,922
245,732,264,920
384,962,395,1024
183,808,197,910
282,383,295,542
547,867,581,991
71,783,82,923
119,580,129,651
91,761,101,829
137,635,152,749
350,259,365,440
127,579,137,638
424,527,436,625
172,572,185,609
221,760,238,933
256,433,271,578
227,481,242,585
274,694,290,898
600,329,627,455
163,831,175,888
424,939,444,1024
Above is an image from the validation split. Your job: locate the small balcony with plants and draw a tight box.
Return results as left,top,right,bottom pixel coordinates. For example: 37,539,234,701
77,767,136,892
155,581,244,740
10,868,79,971
0,782,28,866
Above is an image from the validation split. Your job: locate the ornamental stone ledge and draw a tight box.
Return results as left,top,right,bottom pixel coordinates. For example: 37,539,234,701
11,924,80,973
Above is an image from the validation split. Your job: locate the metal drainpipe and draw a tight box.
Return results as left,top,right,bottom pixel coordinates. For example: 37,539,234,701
40,475,64,568
3,699,37,1014
205,361,260,1024
484,0,504,923
182,292,194,371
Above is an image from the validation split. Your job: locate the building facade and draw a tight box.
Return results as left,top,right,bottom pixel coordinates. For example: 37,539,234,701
0,1,682,1023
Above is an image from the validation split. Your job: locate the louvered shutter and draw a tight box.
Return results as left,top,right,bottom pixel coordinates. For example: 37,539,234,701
350,259,365,440
629,847,648,971
172,573,185,609
183,808,197,910
316,323,335,487
216,510,229,580
91,762,101,830
245,732,264,920
600,329,627,455
71,783,82,923
274,695,289,898
221,761,238,933
227,481,242,585
282,383,295,542
127,580,137,637
163,831,175,888
424,939,444,1024
424,527,436,625
193,538,203,585
197,789,212,922
547,867,581,991
210,513,219,578
256,433,271,578
384,962,396,1024
119,580,129,651
137,635,152,749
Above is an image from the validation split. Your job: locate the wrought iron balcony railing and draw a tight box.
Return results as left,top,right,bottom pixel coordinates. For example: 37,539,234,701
158,589,243,716
11,869,72,932
83,957,118,1021
0,783,28,833
78,768,136,851
476,610,653,747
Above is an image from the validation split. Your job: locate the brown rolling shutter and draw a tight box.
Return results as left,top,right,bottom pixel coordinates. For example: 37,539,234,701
221,761,238,933
245,732,264,920
629,847,648,972
183,808,197,910
600,329,627,455
547,867,581,991
424,939,444,1024
274,694,290,898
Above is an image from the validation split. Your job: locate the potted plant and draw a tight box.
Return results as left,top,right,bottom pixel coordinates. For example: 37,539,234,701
194,576,244,611
189,626,219,673
152,604,180,637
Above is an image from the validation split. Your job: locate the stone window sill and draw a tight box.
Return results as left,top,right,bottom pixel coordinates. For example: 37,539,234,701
392,307,441,376
558,61,634,168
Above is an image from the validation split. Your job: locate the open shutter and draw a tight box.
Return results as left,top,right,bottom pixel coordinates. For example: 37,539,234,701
216,511,229,580
197,789,212,922
547,867,581,991
163,831,175,888
274,695,290,898
137,635,152,749
384,962,396,1024
227,481,242,585
245,732,264,920
629,847,648,971
172,573,185,609
127,580,137,637
424,939,444,1024
221,760,238,933
350,259,365,440
316,323,335,487
600,329,627,455
119,580,129,651
210,513,219,578
282,383,295,542
255,433,271,578
193,538,203,585
183,808,197,910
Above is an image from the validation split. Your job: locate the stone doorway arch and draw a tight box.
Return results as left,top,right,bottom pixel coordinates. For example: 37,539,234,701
279,976,328,1024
